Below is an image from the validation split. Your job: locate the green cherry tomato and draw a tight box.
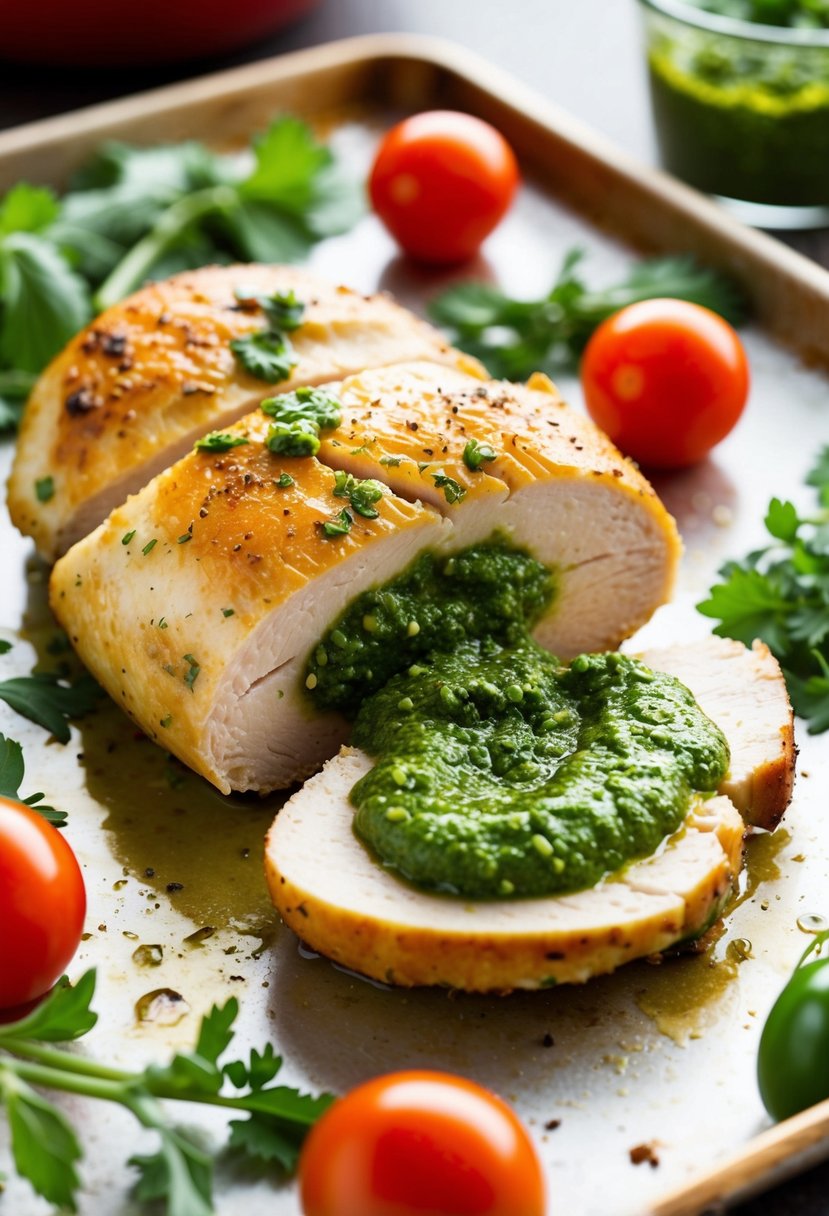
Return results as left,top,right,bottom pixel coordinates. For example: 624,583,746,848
758,953,829,1121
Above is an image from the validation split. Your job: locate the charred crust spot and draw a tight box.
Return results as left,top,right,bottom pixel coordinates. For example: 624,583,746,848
65,388,101,416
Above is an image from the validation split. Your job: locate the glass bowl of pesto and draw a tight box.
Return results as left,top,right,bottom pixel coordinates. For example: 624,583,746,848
639,0,829,228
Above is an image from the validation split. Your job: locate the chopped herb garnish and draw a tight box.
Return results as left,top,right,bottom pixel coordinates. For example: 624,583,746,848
34,476,54,503
182,654,200,691
463,438,497,471
332,469,384,519
0,730,66,826
265,420,319,457
320,509,353,538
159,714,172,728
261,387,342,458
0,639,12,655
121,529,136,546
379,455,403,468
261,386,342,429
276,472,294,488
432,472,467,504
261,289,305,331
158,617,168,629
142,538,157,555
194,431,250,452
231,330,296,383
177,532,192,544
222,608,235,618
0,970,333,1213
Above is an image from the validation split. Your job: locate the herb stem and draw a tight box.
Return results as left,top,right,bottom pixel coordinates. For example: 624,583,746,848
95,185,239,311
0,1055,128,1104
0,1038,132,1083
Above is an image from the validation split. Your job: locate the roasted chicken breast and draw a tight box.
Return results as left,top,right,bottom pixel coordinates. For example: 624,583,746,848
50,361,680,793
10,265,469,560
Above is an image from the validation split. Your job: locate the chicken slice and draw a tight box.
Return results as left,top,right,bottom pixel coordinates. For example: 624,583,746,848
636,636,795,831
266,636,793,990
50,358,681,792
317,361,682,656
265,749,744,991
50,412,449,793
10,265,471,561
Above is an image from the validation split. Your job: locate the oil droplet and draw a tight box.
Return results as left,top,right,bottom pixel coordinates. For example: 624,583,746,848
135,987,189,1025
797,913,829,935
113,879,128,890
122,931,139,941
636,928,740,1046
132,944,163,968
727,938,753,962
184,926,216,946
728,828,790,914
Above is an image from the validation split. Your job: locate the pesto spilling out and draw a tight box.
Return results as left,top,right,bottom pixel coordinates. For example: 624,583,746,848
306,538,555,713
304,537,729,901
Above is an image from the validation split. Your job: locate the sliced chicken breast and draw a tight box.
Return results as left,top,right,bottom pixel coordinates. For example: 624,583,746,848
10,265,469,561
317,361,682,656
265,639,794,991
50,359,680,793
636,636,795,832
50,413,449,793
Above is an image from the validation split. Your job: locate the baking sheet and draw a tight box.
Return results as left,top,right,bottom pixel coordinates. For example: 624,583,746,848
1,50,829,1216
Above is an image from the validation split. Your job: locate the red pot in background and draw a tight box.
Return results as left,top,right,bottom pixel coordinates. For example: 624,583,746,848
0,0,321,66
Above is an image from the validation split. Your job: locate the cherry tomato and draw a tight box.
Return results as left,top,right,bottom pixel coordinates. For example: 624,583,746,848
0,798,86,1010
580,298,749,469
299,1069,546,1216
369,111,520,265
758,953,829,1122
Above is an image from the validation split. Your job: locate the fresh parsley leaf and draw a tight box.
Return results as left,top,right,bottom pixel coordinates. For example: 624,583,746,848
430,252,745,379
806,444,829,506
130,1124,214,1216
0,233,92,374
194,431,249,452
0,1070,83,1211
276,472,294,488
0,639,11,654
0,672,102,743
432,472,467,504
230,330,296,382
765,497,800,543
463,438,497,471
227,1112,302,1171
0,731,24,798
0,732,66,827
698,567,792,653
0,183,59,237
260,289,305,331
0,972,98,1043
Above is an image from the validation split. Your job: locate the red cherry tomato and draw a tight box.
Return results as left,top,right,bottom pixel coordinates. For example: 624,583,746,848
299,1069,546,1216
369,111,520,265
580,298,749,469
0,798,86,1010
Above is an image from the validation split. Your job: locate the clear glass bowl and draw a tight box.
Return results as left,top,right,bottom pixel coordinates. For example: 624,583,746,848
638,0,829,228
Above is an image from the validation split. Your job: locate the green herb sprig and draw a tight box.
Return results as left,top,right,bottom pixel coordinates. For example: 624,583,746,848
0,671,102,743
332,470,385,519
0,731,65,825
430,250,745,380
0,971,333,1215
0,118,360,434
262,387,342,457
699,446,829,732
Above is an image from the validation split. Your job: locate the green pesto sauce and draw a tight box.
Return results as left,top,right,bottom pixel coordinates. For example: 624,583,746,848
648,37,829,204
349,644,729,900
305,537,555,713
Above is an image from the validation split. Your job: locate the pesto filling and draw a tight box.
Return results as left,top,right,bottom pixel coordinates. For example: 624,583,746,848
304,537,729,901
